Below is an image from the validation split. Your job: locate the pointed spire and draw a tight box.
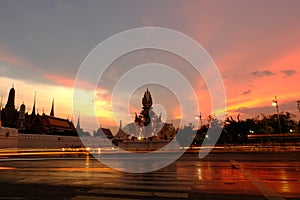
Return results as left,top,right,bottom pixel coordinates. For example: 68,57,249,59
142,87,152,109
119,120,122,129
6,86,16,108
31,91,36,116
50,98,54,117
76,115,80,129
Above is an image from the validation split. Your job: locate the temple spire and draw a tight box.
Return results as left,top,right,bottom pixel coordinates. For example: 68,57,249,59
31,92,36,116
142,87,152,109
119,120,122,129
76,115,80,129
6,86,15,108
50,98,54,117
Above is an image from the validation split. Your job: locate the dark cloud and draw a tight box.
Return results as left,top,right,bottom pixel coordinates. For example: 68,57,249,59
251,70,275,77
280,70,296,77
242,90,251,95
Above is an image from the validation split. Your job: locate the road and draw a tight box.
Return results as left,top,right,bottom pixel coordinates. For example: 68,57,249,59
0,151,299,199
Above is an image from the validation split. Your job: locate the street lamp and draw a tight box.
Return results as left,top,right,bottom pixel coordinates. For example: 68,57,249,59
297,100,300,114
194,113,202,129
272,96,282,134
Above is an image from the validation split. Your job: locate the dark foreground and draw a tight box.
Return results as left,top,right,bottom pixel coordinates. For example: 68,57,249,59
0,151,299,200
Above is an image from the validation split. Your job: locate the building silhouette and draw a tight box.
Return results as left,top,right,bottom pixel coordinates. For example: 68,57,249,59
0,86,78,136
94,127,114,139
76,116,91,137
120,87,176,140
114,120,130,140
1,86,18,128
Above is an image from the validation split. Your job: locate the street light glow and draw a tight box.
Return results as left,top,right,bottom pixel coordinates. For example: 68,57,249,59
272,96,282,134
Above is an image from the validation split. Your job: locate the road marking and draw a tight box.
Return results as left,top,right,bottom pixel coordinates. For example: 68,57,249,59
88,189,152,197
231,160,285,200
230,160,241,169
152,192,189,198
88,189,189,198
89,184,191,192
71,196,133,200
95,179,192,186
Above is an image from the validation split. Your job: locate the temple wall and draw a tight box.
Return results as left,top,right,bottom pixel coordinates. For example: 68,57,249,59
0,129,113,149
0,127,18,148
19,135,112,148
18,134,84,148
80,136,113,148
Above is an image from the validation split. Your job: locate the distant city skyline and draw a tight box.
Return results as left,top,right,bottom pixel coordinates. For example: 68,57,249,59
1,1,300,132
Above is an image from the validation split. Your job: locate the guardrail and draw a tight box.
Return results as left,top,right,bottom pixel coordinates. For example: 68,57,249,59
187,144,300,152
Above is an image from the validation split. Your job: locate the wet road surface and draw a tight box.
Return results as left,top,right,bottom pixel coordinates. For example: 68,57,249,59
0,152,299,200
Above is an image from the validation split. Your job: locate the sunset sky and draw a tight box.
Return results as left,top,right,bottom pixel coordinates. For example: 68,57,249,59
0,0,300,133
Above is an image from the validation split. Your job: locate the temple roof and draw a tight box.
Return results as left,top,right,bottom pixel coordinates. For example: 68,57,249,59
114,128,130,139
30,113,77,134
94,127,113,139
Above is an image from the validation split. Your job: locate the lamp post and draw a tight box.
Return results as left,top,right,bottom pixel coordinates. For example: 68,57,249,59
194,113,202,130
297,100,300,114
272,96,282,134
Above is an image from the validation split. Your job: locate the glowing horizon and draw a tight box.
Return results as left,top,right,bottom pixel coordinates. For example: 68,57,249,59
1,1,300,133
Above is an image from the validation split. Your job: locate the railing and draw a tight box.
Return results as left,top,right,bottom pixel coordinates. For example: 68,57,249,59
188,144,300,152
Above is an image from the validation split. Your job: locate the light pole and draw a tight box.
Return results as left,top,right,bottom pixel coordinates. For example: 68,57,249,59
272,96,282,134
194,113,202,130
297,100,300,114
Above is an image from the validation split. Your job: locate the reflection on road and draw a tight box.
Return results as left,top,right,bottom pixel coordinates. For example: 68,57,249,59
0,150,299,199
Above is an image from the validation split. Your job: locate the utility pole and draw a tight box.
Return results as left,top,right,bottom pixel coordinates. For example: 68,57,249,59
272,96,282,134
195,113,202,129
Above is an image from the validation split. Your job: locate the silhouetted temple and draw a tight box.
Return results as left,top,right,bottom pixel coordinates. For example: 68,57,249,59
118,88,176,140
75,116,91,137
1,86,18,128
29,114,77,136
114,120,130,140
94,127,113,139
0,86,78,136
135,88,153,126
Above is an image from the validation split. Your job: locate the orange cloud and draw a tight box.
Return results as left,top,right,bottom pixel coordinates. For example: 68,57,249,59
0,49,29,67
225,48,300,117
172,105,182,120
44,73,96,91
44,74,75,88
266,48,300,72
0,48,41,72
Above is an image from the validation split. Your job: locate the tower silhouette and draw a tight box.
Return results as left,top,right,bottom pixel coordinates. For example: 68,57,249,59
50,98,54,117
1,86,18,128
31,92,36,116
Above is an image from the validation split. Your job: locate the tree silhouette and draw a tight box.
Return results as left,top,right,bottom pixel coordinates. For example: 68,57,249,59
199,112,298,145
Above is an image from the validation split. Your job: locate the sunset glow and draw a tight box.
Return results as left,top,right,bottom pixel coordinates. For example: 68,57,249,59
1,1,300,133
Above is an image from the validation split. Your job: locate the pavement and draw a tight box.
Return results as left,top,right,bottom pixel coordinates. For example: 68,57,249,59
0,151,299,200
